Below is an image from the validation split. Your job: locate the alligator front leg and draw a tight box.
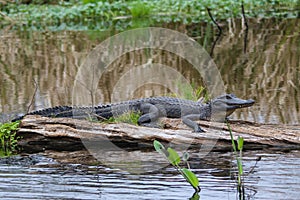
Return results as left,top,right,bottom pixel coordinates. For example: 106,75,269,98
137,103,160,128
182,114,206,132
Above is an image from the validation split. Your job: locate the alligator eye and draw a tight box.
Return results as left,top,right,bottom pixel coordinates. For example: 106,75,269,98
227,94,236,99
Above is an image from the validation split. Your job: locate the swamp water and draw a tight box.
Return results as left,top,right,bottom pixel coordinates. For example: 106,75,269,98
0,150,299,199
0,18,299,199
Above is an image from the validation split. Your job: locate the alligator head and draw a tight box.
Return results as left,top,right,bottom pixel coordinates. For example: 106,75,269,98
210,93,255,119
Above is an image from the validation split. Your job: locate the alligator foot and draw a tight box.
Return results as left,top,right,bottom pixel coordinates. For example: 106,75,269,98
193,126,205,133
139,122,162,129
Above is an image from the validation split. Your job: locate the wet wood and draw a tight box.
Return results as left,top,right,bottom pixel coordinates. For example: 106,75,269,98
17,115,300,152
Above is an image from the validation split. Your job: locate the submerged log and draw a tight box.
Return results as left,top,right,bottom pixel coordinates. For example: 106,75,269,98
17,115,300,152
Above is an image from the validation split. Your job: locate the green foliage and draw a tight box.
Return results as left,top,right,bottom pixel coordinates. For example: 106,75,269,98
227,122,244,195
237,136,244,151
0,0,298,30
106,111,141,125
129,1,152,18
182,168,199,189
237,159,243,176
0,121,20,157
153,139,165,154
190,192,200,200
167,147,181,166
193,85,210,103
171,81,209,102
82,0,103,4
153,140,200,192
82,0,121,3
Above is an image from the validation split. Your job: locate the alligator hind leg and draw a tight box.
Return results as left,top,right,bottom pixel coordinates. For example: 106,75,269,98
138,103,161,128
182,114,205,132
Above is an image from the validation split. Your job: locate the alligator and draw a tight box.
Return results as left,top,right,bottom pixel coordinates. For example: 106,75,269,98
13,94,255,132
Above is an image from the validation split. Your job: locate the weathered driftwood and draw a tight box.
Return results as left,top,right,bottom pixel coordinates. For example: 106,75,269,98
17,115,300,152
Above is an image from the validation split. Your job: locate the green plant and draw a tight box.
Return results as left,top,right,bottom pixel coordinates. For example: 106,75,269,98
153,140,200,193
129,1,152,18
227,121,245,197
1,0,298,31
171,81,210,102
105,111,141,125
0,121,20,157
82,0,111,4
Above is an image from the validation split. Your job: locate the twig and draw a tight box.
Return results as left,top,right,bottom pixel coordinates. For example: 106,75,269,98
246,156,261,175
241,2,248,53
26,79,38,114
206,7,222,57
206,8,222,33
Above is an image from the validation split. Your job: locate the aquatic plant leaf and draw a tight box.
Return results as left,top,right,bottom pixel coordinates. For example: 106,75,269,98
237,136,244,151
153,140,165,154
167,147,181,166
182,168,199,189
237,159,243,175
183,152,189,162
190,192,200,200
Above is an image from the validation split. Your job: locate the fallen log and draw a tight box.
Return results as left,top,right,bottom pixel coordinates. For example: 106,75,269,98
17,115,300,152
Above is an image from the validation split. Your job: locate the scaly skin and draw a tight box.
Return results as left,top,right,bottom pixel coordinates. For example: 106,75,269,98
13,94,255,132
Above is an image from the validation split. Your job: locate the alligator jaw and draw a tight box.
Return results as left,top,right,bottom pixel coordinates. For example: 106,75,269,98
226,98,255,110
211,94,255,117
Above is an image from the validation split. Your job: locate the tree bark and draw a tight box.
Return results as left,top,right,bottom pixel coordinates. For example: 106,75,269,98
17,115,300,152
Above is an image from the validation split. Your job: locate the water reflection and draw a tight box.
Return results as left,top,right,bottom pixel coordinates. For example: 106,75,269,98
0,149,299,199
0,19,299,124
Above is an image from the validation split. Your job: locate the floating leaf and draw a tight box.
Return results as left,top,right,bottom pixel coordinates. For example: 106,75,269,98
153,140,165,154
237,136,244,151
182,168,199,190
167,147,181,166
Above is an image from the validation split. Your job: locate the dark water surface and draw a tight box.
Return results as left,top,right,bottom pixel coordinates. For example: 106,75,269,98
0,18,299,199
0,149,299,200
